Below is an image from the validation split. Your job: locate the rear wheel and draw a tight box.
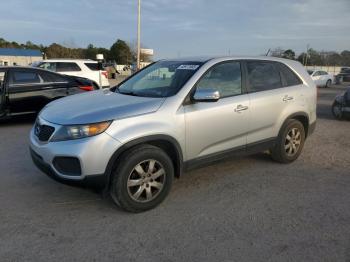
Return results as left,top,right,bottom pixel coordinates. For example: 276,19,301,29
110,145,174,213
270,119,305,163
326,79,332,88
332,101,343,120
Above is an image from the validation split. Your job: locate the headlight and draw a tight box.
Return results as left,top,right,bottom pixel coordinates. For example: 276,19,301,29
51,121,112,142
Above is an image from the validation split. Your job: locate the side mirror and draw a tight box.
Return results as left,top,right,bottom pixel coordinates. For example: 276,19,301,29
192,88,220,102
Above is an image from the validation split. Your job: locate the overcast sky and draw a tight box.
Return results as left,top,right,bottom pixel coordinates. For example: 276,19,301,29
0,0,349,58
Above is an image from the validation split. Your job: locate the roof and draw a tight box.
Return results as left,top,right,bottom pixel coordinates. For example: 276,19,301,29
162,55,298,64
42,59,95,62
0,48,42,57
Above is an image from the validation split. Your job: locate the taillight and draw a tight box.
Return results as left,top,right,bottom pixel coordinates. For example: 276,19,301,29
79,85,94,91
101,71,108,79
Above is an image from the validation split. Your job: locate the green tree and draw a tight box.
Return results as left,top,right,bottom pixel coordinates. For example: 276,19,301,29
341,50,350,66
282,49,295,60
109,39,133,64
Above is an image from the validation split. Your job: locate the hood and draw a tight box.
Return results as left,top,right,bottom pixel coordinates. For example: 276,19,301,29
40,89,165,125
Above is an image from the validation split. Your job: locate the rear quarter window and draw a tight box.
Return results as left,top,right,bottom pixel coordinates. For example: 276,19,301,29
277,63,303,87
84,63,99,71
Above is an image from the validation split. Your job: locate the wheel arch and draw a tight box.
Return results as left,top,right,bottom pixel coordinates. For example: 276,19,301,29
104,135,184,190
280,112,310,138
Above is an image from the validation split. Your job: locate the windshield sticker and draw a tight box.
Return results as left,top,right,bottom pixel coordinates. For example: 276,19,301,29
177,65,200,70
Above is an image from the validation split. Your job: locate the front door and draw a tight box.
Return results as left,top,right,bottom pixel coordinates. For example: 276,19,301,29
184,61,250,160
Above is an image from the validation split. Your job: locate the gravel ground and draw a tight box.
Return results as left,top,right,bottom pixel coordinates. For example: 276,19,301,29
0,84,349,262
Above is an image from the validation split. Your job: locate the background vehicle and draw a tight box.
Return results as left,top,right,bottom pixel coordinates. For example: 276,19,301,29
336,67,350,83
0,66,97,119
35,59,110,88
308,70,333,88
332,87,350,120
30,57,317,213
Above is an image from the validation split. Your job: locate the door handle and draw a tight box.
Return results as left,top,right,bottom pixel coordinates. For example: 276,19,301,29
283,95,294,102
234,105,249,113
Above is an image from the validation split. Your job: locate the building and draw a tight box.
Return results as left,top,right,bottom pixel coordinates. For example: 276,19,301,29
0,48,42,66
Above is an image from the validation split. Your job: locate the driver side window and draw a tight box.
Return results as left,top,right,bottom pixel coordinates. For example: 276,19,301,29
196,61,242,98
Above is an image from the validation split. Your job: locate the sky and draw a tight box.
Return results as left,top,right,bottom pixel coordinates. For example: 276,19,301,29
0,0,349,59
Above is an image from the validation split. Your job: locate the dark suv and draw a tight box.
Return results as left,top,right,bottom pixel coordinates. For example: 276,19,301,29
336,67,350,83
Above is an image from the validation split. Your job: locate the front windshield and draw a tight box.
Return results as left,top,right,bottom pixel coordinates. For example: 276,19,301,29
116,60,203,97
307,70,314,75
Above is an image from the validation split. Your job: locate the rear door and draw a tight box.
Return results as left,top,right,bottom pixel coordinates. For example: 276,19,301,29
245,60,303,144
7,69,68,114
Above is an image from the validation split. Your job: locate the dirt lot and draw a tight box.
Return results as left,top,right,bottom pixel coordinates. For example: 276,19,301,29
0,84,349,262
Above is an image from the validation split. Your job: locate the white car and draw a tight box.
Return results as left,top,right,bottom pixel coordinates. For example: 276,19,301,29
36,59,110,88
308,70,333,88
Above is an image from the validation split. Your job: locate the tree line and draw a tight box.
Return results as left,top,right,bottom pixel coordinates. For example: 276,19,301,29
269,47,350,66
0,38,151,64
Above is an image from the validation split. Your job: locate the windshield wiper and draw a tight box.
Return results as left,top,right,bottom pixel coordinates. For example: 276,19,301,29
118,90,140,97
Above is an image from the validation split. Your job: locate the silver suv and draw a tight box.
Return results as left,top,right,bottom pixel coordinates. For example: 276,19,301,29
30,56,317,212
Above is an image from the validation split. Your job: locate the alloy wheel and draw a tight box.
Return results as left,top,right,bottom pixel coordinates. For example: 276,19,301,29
127,159,166,203
284,128,301,157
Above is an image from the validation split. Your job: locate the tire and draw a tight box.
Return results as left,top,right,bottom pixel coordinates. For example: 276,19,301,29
332,101,343,120
110,145,174,213
270,119,305,164
326,79,332,88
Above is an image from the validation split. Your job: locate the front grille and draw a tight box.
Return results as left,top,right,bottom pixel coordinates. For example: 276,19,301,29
35,123,55,142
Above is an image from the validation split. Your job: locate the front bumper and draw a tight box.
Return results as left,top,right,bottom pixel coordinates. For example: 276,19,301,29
30,148,107,188
29,121,121,186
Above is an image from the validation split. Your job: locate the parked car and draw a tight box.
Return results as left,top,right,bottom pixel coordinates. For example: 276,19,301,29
332,87,350,120
30,56,317,212
35,59,110,88
308,70,333,88
335,67,350,83
0,66,97,119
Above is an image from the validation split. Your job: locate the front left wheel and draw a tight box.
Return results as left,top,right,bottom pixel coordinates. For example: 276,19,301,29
110,145,174,213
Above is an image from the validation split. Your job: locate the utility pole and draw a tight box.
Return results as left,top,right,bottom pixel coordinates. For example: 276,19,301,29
137,0,141,70
304,44,310,66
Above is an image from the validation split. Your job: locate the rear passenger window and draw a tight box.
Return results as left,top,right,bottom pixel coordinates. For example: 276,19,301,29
56,62,81,72
247,61,282,92
39,71,67,83
38,62,57,72
277,63,303,87
10,71,42,85
196,61,242,98
84,63,99,71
